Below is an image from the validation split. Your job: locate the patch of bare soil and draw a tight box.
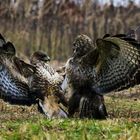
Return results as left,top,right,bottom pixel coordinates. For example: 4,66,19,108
0,100,43,122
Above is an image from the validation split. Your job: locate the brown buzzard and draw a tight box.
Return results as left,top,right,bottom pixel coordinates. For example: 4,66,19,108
29,51,68,118
0,34,67,118
0,34,36,105
63,34,140,119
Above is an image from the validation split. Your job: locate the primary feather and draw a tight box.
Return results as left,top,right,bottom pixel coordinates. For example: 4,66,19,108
93,36,140,94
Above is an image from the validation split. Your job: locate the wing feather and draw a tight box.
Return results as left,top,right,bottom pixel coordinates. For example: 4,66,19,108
93,36,140,94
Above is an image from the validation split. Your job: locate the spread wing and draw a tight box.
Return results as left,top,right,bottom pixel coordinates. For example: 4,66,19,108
0,34,16,60
92,35,140,94
0,60,35,105
0,34,36,105
77,34,140,117
13,57,36,78
66,33,140,119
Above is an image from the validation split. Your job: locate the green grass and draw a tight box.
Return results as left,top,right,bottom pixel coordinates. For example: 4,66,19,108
0,97,140,140
0,118,140,140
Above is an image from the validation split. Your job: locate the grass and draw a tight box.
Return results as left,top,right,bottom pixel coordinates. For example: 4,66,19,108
0,94,140,140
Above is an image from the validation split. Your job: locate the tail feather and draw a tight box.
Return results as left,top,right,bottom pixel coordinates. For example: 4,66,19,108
79,95,107,119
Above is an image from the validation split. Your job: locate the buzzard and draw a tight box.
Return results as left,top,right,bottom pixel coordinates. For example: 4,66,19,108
0,34,67,118
0,34,36,105
62,34,140,119
29,51,68,118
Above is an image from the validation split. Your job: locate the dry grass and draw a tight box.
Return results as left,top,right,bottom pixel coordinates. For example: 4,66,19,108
0,85,140,140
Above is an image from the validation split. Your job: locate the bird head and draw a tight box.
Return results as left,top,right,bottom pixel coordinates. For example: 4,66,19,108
72,34,93,58
30,51,50,65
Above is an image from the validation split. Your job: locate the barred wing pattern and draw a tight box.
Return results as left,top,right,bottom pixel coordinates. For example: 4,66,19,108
0,34,35,105
93,36,140,94
0,60,34,105
29,62,63,98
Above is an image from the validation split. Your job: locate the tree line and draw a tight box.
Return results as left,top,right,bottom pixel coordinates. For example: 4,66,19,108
0,0,140,61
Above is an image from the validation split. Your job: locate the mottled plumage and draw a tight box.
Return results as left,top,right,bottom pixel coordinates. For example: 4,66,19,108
30,51,68,118
0,34,67,118
93,34,140,93
62,34,107,119
0,34,36,105
63,34,140,119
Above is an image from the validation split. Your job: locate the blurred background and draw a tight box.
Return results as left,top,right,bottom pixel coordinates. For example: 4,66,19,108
0,0,140,61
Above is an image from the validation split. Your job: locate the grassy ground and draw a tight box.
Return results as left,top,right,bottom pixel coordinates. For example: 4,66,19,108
0,88,140,140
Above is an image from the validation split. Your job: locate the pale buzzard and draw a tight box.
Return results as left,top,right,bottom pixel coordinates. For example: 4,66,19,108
29,51,68,118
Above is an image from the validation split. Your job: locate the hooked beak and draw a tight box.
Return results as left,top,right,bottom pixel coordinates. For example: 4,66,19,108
43,56,50,62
